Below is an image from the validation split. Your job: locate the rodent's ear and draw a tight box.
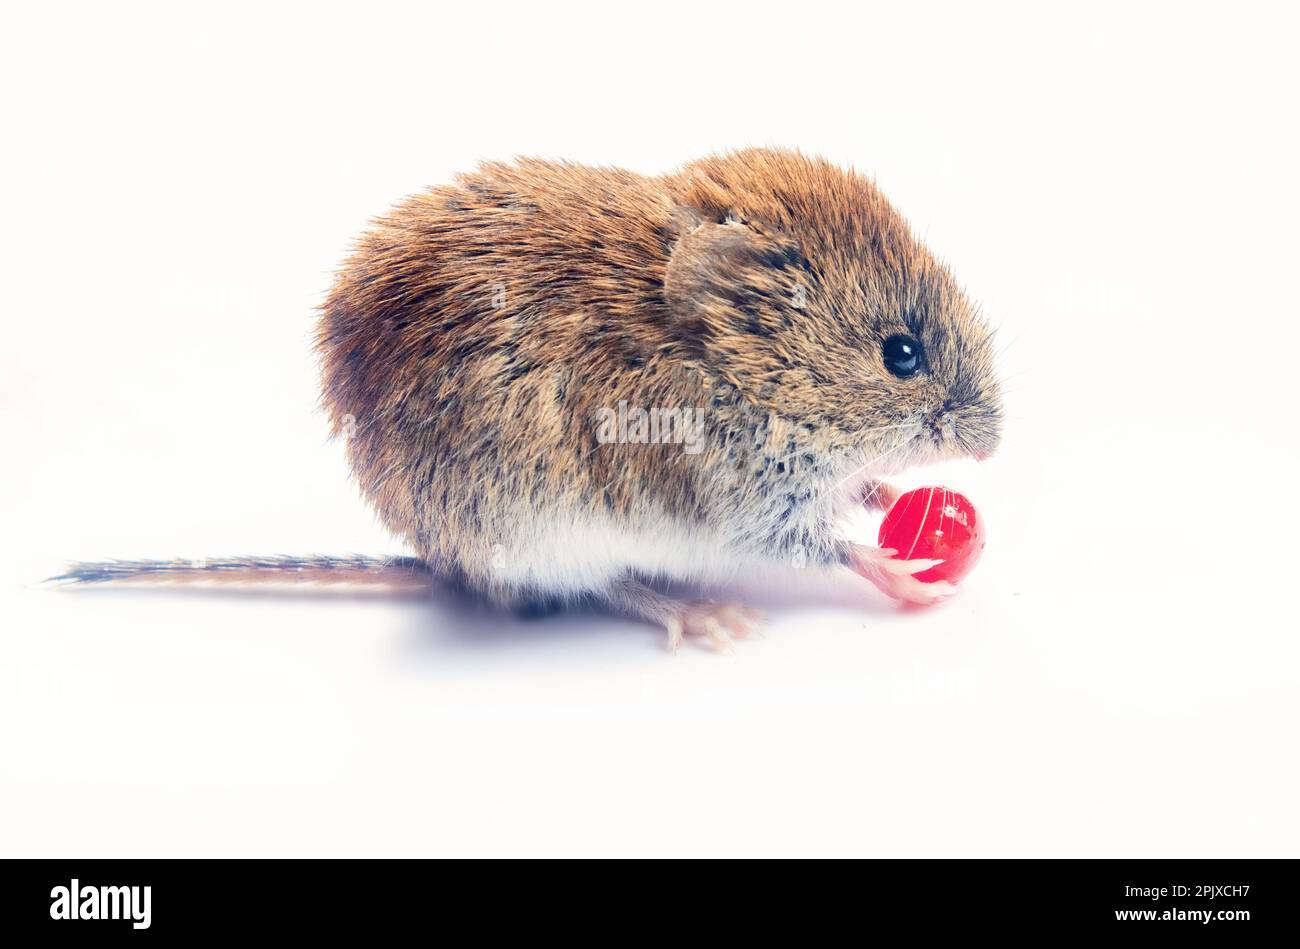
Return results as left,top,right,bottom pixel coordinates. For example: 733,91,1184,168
664,215,805,328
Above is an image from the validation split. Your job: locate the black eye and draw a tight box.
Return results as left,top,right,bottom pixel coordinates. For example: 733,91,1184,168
882,335,923,378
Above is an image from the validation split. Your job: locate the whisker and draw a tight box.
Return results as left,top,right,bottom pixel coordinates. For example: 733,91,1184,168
832,424,921,492
763,421,923,469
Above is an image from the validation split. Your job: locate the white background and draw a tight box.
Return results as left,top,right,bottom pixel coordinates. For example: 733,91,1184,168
3,1,1297,857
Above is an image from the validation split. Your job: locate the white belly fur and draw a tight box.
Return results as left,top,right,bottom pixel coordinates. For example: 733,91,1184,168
487,510,753,595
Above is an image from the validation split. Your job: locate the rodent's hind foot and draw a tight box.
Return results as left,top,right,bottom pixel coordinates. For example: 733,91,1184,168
665,602,765,655
602,577,764,654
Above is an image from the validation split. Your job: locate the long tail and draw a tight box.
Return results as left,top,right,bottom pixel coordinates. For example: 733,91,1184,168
48,555,433,588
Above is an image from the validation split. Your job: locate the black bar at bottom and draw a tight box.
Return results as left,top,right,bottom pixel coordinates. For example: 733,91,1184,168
0,858,1292,939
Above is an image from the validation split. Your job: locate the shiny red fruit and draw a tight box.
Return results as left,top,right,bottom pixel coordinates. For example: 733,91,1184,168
877,486,984,584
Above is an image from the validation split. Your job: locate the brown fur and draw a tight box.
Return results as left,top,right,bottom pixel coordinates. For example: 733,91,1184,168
317,148,1001,607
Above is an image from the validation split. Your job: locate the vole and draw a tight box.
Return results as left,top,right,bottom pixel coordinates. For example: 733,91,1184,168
58,148,1003,651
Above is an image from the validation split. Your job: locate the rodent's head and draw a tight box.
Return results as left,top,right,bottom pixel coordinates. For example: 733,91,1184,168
663,149,1002,479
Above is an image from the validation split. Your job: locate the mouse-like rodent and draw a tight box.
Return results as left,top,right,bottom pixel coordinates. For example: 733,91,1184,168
59,148,1003,651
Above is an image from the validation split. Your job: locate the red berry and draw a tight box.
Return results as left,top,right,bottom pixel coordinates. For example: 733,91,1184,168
876,487,984,584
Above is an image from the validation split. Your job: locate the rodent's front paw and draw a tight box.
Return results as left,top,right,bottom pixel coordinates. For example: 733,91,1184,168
876,570,958,605
857,480,902,512
847,544,956,606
